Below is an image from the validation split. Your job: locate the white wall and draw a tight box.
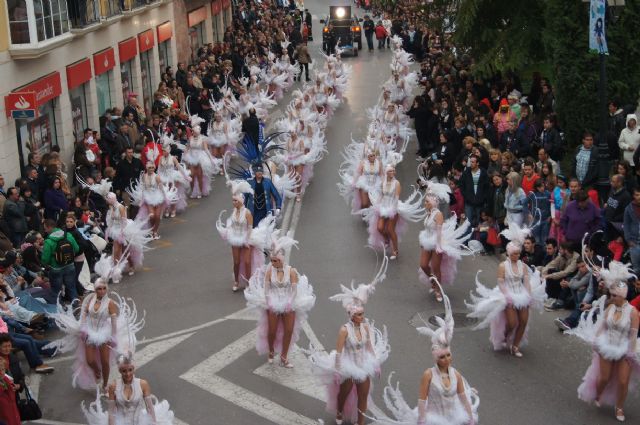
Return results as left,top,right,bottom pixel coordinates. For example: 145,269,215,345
0,2,178,183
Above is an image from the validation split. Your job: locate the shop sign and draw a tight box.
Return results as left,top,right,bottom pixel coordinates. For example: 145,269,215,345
5,92,36,119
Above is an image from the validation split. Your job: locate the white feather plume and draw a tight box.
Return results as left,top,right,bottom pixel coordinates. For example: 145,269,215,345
329,256,388,311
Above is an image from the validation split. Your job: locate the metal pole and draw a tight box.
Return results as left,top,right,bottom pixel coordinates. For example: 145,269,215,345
599,52,607,140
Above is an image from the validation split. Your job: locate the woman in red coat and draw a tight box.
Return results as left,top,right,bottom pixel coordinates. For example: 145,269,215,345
0,356,22,425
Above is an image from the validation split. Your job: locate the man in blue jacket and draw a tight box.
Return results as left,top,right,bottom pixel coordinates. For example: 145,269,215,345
245,163,282,227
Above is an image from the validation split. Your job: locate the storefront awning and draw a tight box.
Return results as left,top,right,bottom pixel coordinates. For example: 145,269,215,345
157,22,172,43
5,72,62,118
93,48,116,76
138,29,155,53
66,58,92,90
119,38,138,63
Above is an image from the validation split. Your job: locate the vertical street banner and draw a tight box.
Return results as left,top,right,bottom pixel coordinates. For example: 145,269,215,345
589,0,609,55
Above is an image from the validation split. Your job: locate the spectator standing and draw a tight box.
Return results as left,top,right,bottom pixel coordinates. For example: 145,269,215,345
488,173,506,229
242,109,260,149
570,132,599,189
113,147,143,214
618,114,640,166
458,155,489,226
623,187,640,273
294,42,311,82
0,174,6,217
375,21,387,49
363,15,374,52
521,160,540,195
560,190,600,246
41,219,79,302
407,97,437,157
528,179,552,245
537,116,563,162
603,174,631,240
2,188,28,247
504,172,527,226
122,94,142,127
43,177,69,221
536,148,561,176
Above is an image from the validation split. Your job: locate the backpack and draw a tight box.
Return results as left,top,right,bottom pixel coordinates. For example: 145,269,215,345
54,233,75,266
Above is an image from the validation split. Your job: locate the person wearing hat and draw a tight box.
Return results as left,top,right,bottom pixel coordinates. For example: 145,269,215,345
507,90,522,120
493,98,516,141
245,163,282,227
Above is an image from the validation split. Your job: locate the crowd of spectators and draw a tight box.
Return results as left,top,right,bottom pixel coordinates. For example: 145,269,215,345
366,0,640,325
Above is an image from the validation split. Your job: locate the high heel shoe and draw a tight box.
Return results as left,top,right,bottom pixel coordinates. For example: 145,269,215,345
280,356,294,368
335,411,343,425
389,250,398,260
615,407,625,422
268,352,275,364
510,345,523,358
594,399,601,408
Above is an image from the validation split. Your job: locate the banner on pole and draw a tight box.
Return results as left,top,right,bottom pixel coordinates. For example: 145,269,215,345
589,0,608,55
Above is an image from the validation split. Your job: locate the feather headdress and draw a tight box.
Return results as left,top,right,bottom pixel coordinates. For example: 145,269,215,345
329,255,388,316
424,180,451,203
500,219,531,251
189,114,205,128
268,229,298,260
75,172,112,199
415,278,454,358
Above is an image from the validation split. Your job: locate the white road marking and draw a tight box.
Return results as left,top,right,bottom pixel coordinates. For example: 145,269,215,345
181,329,318,425
30,420,85,425
135,332,196,369
253,346,323,402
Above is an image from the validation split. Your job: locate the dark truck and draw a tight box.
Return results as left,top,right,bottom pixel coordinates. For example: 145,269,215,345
320,6,362,56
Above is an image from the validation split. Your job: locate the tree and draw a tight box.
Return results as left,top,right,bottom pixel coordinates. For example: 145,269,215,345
543,0,640,144
453,0,546,76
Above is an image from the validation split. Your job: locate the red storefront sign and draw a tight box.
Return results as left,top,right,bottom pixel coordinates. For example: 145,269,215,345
93,48,115,76
157,21,172,43
188,6,207,27
4,92,37,118
5,72,62,117
211,0,222,16
119,38,138,63
138,29,155,53
222,0,230,9
66,58,92,90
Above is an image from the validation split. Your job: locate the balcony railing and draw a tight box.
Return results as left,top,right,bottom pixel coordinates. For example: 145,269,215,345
100,0,123,19
68,0,101,29
123,0,157,11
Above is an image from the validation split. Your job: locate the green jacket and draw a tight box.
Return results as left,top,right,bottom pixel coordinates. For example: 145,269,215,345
41,228,79,269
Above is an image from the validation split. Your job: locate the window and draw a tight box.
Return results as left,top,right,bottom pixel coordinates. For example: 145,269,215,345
139,50,153,117
8,0,31,44
158,40,172,75
121,60,135,103
212,14,220,43
16,99,58,167
96,70,113,116
8,0,70,45
69,84,89,142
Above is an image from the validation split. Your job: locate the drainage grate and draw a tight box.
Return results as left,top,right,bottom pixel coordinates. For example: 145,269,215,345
409,312,478,329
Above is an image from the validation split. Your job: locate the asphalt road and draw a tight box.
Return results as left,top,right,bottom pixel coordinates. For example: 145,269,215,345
29,2,637,424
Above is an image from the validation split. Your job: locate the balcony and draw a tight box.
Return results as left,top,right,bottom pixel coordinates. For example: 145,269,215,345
68,0,101,30
123,0,158,11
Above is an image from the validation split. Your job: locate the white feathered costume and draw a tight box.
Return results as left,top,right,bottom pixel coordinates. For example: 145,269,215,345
370,281,479,425
567,260,640,407
465,220,547,350
44,254,145,390
306,257,390,424
244,230,315,355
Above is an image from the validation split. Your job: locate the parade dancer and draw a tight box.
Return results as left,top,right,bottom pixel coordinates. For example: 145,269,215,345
127,162,172,240
419,182,472,302
370,281,479,425
307,257,390,425
157,140,191,218
465,221,547,357
352,148,383,211
361,165,424,260
182,115,220,199
568,260,640,422
81,351,175,424
207,111,241,168
244,231,315,367
105,192,151,280
217,178,275,292
45,254,144,392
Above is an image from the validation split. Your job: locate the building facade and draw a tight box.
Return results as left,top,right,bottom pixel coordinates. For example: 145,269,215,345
0,0,232,184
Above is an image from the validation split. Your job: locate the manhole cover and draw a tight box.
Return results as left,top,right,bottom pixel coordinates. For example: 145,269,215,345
409,312,478,329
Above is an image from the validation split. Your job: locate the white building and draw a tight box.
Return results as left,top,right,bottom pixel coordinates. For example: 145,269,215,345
0,0,232,184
